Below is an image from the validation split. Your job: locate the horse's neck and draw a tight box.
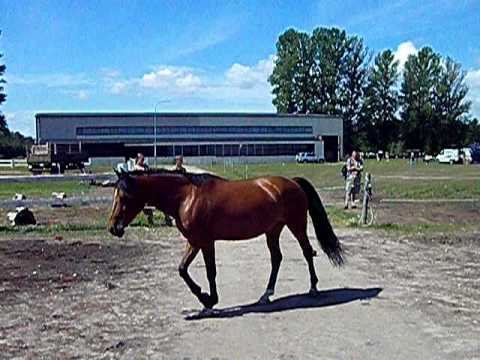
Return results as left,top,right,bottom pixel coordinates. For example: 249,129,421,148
139,175,191,216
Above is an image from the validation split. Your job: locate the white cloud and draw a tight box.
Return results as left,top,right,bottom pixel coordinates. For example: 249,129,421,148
466,68,480,119
108,66,202,95
225,55,275,89
100,68,120,78
3,111,36,137
74,90,89,100
106,55,276,105
7,73,94,88
140,67,202,91
466,69,480,87
394,41,418,70
110,81,128,95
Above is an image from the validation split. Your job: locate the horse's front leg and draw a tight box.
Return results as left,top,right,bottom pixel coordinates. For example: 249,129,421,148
178,242,203,300
200,242,218,309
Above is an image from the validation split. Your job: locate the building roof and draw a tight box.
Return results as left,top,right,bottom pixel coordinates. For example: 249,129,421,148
36,112,339,119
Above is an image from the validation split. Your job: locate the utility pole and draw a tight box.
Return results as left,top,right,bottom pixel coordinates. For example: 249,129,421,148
153,102,161,168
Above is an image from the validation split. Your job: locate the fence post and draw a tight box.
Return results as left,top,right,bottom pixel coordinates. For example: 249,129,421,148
360,173,372,225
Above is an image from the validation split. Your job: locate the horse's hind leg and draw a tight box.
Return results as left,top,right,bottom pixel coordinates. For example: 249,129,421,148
287,217,319,294
201,242,218,309
259,225,283,304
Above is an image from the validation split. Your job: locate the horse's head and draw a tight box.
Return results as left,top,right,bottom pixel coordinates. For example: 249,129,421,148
108,170,146,237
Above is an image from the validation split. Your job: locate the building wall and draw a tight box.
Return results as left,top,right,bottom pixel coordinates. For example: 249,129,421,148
36,113,343,161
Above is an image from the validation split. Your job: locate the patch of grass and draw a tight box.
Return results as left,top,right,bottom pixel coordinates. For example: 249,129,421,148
0,223,106,235
0,209,169,237
325,205,360,227
0,166,30,174
368,222,472,235
208,160,480,199
375,178,480,199
325,204,473,235
210,162,342,187
0,180,92,199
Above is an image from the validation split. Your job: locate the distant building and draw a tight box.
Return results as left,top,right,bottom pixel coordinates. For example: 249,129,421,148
35,112,343,163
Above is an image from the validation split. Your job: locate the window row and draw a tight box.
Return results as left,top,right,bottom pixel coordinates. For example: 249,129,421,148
153,143,315,157
76,125,313,136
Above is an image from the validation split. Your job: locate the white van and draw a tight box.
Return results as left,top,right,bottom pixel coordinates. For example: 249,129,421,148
436,149,460,164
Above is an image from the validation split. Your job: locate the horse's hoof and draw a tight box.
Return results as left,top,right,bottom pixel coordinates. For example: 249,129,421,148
199,308,215,316
309,288,319,296
199,292,216,309
257,296,271,305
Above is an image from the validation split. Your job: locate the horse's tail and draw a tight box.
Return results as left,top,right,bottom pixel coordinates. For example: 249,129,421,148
293,177,344,266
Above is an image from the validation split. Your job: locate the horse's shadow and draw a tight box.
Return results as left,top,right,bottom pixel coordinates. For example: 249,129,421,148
185,287,382,320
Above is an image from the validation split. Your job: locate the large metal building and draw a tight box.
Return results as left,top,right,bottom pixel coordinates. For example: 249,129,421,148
35,112,343,162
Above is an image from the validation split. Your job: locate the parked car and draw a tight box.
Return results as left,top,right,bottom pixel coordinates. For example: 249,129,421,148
295,152,325,163
436,149,460,164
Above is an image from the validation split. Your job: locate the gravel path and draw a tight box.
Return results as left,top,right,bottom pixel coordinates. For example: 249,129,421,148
1,226,479,359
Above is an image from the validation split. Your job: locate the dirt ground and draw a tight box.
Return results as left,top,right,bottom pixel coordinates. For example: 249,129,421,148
375,201,480,225
1,221,479,359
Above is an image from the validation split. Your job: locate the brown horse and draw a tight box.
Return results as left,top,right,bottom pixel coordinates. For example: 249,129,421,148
108,169,344,309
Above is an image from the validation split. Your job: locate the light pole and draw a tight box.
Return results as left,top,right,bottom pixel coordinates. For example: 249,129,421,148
153,102,161,168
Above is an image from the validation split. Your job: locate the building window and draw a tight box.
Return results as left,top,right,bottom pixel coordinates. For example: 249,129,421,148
76,125,313,136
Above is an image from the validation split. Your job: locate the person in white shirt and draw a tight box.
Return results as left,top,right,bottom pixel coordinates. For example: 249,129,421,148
344,151,364,209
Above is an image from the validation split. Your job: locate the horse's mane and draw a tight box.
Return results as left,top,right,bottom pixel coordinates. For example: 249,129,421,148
127,168,226,187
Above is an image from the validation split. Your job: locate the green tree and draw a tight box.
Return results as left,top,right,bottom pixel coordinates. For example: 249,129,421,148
310,27,348,115
270,29,304,113
465,118,480,144
270,27,368,153
0,30,33,158
400,47,442,153
359,49,400,151
0,30,7,135
432,57,471,149
340,36,369,152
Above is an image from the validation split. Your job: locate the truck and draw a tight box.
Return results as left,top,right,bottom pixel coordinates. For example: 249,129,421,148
436,149,460,164
27,142,89,174
435,148,472,164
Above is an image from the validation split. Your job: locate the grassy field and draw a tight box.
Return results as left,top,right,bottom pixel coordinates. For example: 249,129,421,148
209,160,480,199
0,159,478,238
0,180,92,199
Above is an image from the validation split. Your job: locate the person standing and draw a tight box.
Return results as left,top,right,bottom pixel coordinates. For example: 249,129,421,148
174,155,186,173
162,155,187,227
344,151,364,209
134,153,149,171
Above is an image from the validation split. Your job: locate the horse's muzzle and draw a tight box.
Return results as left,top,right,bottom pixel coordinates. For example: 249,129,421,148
109,224,125,238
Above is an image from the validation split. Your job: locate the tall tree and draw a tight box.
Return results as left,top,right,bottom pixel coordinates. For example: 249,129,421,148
359,49,400,151
292,31,314,113
271,27,368,153
432,57,471,150
465,118,480,144
310,27,348,115
400,47,442,153
340,36,369,152
0,30,7,136
270,29,305,113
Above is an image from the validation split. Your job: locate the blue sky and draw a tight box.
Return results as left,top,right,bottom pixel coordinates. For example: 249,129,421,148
1,0,480,137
